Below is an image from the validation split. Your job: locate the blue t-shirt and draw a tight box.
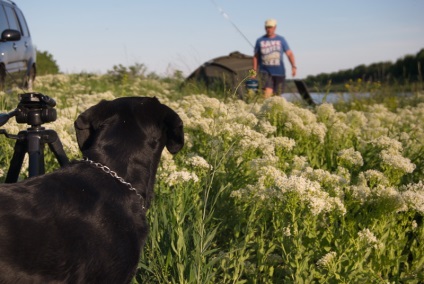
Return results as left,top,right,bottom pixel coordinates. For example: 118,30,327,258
254,34,290,76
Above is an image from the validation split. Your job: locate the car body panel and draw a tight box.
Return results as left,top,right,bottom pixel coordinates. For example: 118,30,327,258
0,0,36,90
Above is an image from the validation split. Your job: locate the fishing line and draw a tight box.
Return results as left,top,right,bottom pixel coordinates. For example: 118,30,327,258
209,0,254,48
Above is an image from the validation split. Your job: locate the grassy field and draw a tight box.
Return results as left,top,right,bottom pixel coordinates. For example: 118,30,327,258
1,73,424,283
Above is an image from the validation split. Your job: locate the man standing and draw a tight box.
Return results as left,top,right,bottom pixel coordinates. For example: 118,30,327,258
253,18,297,98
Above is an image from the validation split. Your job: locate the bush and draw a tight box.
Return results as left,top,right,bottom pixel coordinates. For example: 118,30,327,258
36,50,60,75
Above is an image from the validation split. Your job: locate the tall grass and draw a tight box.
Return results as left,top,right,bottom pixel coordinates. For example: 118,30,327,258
1,73,423,283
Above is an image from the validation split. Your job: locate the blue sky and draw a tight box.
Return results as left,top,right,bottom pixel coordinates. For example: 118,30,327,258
17,0,424,79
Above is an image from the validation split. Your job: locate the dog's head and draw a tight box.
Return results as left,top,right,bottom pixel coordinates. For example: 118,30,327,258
74,97,184,157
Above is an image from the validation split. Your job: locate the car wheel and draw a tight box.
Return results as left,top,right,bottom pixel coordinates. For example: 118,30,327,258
24,65,36,90
0,64,5,91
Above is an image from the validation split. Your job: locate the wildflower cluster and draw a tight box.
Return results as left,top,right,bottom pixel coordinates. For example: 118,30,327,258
316,251,337,269
1,74,423,283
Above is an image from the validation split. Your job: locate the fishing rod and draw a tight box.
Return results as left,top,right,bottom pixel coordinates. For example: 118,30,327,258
208,0,314,105
209,0,254,48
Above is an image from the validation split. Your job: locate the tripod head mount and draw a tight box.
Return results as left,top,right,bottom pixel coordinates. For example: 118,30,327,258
1,93,69,182
0,93,57,128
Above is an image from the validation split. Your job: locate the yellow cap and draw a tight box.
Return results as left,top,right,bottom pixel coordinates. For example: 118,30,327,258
265,19,277,27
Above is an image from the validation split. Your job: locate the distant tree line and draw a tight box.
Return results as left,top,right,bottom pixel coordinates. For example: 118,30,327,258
34,50,165,80
36,50,60,75
304,48,424,89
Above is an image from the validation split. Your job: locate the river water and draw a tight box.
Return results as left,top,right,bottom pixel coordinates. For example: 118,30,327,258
281,92,372,104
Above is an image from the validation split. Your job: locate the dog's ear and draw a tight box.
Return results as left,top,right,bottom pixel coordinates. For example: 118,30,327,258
163,105,184,154
74,100,109,151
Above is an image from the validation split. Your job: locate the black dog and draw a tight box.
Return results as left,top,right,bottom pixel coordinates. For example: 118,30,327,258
0,97,184,283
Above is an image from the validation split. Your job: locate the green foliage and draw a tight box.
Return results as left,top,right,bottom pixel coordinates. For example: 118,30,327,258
1,73,424,283
36,50,60,75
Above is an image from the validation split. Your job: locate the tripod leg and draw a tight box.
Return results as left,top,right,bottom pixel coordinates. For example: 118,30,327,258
45,130,69,167
27,131,45,177
5,139,27,183
48,141,70,167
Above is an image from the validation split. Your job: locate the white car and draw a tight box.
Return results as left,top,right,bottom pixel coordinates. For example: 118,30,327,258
0,0,36,90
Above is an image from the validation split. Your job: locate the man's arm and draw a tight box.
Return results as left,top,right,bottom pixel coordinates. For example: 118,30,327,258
285,49,297,77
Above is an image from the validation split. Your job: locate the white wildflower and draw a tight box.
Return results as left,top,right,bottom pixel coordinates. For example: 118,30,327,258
158,149,178,179
295,107,317,125
399,132,410,142
371,136,403,153
272,136,296,151
1,119,24,134
278,175,320,196
338,148,364,168
412,220,418,230
330,197,347,215
256,120,276,135
350,185,371,204
175,111,190,127
165,170,199,186
183,132,193,149
230,189,245,199
358,228,380,248
50,116,79,157
401,189,424,215
346,110,368,129
188,117,214,134
336,166,351,184
308,122,327,143
308,196,330,215
401,181,424,192
302,167,346,190
277,175,341,215
260,96,289,114
316,251,337,268
292,155,308,171
316,103,336,121
364,170,390,187
249,156,279,171
235,112,258,128
328,121,351,141
380,150,416,174
372,185,405,211
283,226,291,237
186,155,212,170
284,112,305,132
259,165,286,180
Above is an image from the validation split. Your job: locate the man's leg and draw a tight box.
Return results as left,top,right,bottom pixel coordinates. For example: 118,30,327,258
259,72,274,98
264,87,273,98
273,76,286,95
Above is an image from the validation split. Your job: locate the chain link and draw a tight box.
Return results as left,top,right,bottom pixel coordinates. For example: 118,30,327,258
81,157,146,210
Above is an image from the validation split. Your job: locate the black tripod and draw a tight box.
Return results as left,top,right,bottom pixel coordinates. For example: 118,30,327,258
0,93,69,183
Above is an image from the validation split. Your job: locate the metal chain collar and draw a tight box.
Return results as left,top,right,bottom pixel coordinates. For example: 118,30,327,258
81,157,146,210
